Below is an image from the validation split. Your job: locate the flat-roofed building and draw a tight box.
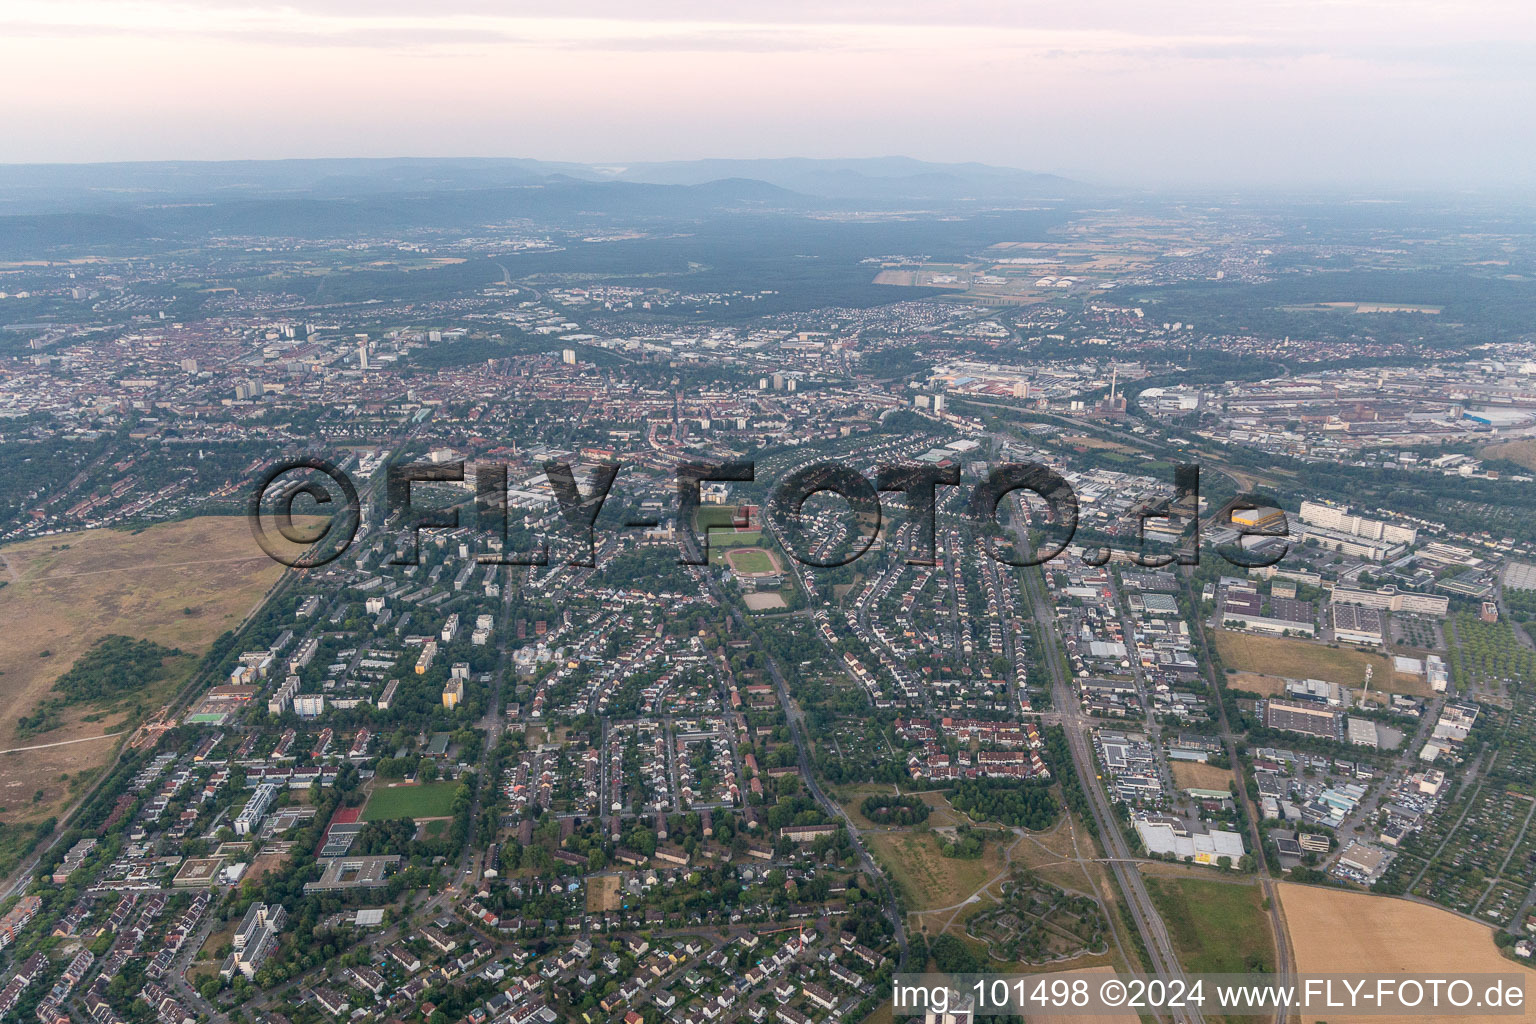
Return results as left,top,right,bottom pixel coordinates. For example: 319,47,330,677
1231,505,1288,530
1331,604,1384,646
1346,717,1380,748
1265,698,1342,740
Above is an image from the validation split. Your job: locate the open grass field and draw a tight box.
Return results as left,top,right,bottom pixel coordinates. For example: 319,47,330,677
836,783,899,829
1170,761,1235,792
0,516,286,823
867,831,1009,913
1224,671,1288,696
1143,875,1274,974
1212,630,1424,693
1061,434,1138,454
858,999,893,1024
917,790,973,828
362,780,460,820
1279,883,1536,1023
1480,439,1536,472
587,874,622,912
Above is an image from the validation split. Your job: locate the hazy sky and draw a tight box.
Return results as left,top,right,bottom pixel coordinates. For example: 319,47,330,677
3,0,1534,188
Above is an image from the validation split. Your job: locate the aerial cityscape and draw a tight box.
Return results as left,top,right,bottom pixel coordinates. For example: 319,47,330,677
2,4,1536,1024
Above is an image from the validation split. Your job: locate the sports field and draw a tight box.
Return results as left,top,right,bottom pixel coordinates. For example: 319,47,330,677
0,516,286,822
1279,883,1536,1023
362,780,460,820
725,547,779,575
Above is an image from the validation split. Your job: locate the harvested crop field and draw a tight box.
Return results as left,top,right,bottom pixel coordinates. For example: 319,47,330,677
1279,883,1535,1023
0,516,287,822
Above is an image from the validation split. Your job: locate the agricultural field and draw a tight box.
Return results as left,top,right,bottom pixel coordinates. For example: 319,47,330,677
362,780,461,820
1212,630,1422,693
1021,967,1139,1024
1279,883,1535,1024
0,516,286,823
1142,875,1274,974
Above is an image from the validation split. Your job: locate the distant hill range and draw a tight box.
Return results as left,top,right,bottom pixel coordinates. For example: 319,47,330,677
0,155,1082,210
0,156,1087,250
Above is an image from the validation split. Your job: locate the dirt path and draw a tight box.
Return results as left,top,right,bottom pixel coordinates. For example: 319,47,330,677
28,554,273,582
0,733,119,755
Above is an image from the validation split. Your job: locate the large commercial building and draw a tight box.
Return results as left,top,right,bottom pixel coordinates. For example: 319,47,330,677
1299,501,1417,545
1134,816,1246,866
1330,584,1449,617
1230,506,1288,531
1295,501,1417,561
1219,590,1317,636
1265,698,1342,740
1331,604,1385,646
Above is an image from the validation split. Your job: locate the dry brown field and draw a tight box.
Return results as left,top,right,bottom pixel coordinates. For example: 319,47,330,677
1170,761,1235,792
1480,439,1536,471
1212,631,1426,694
1279,883,1536,1024
0,516,286,821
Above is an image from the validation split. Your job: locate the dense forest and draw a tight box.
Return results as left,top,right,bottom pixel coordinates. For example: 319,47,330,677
949,778,1059,830
860,793,931,826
